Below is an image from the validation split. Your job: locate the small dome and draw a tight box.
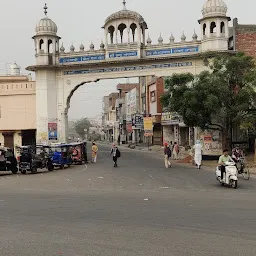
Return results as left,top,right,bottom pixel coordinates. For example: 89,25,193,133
202,0,227,18
60,44,65,53
80,43,85,51
100,41,105,49
147,35,152,45
169,33,175,43
103,10,148,29
192,30,198,41
181,32,186,41
90,42,95,50
70,44,75,52
35,17,58,36
158,34,163,44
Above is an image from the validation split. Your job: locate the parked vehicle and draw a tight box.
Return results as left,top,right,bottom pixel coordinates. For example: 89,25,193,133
49,144,72,169
69,142,88,164
216,161,238,189
17,145,54,174
0,147,18,174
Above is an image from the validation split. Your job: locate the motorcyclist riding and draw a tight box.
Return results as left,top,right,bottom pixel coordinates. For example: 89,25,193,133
218,149,234,182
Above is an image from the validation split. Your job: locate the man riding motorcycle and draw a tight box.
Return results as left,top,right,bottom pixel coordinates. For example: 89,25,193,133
231,147,244,173
218,149,234,182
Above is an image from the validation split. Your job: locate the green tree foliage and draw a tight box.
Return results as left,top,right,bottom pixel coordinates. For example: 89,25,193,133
161,52,256,149
74,118,91,139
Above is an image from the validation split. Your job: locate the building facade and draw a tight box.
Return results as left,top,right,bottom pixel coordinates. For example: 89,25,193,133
0,71,36,150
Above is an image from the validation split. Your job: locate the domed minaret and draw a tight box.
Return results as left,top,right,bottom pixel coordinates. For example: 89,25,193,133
198,0,230,52
102,0,148,57
33,4,61,65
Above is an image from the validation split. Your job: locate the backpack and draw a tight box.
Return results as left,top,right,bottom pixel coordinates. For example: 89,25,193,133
116,149,121,158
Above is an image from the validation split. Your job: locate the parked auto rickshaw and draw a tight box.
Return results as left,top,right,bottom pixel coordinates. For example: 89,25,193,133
69,141,88,164
0,146,18,174
17,145,54,174
49,144,72,169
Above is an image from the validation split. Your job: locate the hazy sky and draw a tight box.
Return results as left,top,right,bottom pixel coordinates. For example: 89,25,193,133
0,0,254,119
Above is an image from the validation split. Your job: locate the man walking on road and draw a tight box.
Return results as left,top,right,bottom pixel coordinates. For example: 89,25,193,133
173,142,179,160
164,142,172,168
110,144,120,167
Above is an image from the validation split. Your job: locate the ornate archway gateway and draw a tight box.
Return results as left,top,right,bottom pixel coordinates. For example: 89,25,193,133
27,0,231,143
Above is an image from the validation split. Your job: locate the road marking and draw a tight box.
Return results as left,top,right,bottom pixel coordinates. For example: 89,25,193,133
160,187,170,189
98,177,103,179
81,164,88,172
149,175,153,178
144,198,149,201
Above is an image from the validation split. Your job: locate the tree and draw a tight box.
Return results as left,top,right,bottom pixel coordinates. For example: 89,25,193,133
74,118,91,139
161,52,256,149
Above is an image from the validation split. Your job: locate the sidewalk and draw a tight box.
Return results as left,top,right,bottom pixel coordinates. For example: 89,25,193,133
98,141,256,174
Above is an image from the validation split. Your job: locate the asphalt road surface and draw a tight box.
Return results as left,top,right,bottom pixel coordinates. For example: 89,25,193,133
0,144,256,256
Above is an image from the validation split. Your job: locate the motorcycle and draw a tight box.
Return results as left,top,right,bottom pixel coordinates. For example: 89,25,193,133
216,161,238,189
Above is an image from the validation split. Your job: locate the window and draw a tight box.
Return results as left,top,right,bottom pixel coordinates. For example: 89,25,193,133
203,23,206,36
150,91,156,102
210,22,216,34
220,22,225,33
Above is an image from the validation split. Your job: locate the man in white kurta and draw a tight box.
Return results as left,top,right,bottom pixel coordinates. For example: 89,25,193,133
193,140,202,169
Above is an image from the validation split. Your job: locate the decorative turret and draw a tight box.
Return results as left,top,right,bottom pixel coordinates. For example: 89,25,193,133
181,32,186,42
147,35,152,45
158,34,163,44
33,4,61,65
90,42,95,51
80,43,85,51
70,44,75,52
199,0,230,52
192,30,198,41
60,43,65,53
169,33,175,44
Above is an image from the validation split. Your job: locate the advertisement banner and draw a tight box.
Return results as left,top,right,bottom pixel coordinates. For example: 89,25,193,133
197,129,222,156
48,123,57,140
144,117,153,137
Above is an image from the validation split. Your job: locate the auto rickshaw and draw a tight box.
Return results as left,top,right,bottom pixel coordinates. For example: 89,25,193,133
69,141,88,165
0,146,18,174
17,145,54,174
49,144,72,169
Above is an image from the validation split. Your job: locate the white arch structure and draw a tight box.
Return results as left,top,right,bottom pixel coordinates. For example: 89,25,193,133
27,1,231,144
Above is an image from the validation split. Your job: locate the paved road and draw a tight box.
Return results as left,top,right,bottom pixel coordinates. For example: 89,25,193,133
0,144,256,256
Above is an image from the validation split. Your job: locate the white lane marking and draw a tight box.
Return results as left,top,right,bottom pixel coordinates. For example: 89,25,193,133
149,175,153,178
98,177,103,179
160,187,170,189
140,184,143,186
144,198,149,201
88,179,91,181
81,164,88,172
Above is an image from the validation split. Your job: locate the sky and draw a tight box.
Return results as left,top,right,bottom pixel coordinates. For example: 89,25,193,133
0,0,254,119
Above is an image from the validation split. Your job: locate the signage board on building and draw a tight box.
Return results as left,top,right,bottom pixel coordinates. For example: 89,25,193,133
143,117,153,137
161,112,180,125
126,122,133,133
132,114,143,129
48,123,57,140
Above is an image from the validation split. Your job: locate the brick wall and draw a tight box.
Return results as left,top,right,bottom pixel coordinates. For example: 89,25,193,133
234,22,256,58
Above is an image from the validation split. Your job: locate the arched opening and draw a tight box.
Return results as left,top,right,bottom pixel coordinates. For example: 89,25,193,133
108,26,115,44
220,21,225,34
130,23,137,43
203,23,206,36
48,39,53,53
118,23,128,44
210,22,217,34
39,39,44,52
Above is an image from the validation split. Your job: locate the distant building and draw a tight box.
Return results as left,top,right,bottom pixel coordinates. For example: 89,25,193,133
0,63,36,150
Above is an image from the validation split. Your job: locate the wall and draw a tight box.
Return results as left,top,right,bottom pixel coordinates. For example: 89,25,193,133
163,126,175,144
0,82,36,130
234,23,256,58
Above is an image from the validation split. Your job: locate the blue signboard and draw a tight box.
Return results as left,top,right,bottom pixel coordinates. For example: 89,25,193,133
59,54,105,64
63,62,193,75
146,46,199,57
109,51,138,58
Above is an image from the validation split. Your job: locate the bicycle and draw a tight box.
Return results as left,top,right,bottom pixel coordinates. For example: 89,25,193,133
237,157,250,180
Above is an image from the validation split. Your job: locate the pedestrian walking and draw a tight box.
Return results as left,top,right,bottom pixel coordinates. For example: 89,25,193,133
164,142,172,168
91,142,98,163
173,142,179,160
110,144,120,167
193,140,202,169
